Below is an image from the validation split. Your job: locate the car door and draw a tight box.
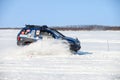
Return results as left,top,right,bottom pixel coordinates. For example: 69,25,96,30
40,30,55,40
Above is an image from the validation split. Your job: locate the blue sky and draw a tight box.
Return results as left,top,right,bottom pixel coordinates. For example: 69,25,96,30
0,0,120,27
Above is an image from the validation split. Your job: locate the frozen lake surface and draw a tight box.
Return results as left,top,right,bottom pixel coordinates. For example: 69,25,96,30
0,30,120,80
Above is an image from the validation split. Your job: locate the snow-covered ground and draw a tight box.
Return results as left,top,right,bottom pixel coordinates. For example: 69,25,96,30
0,30,120,80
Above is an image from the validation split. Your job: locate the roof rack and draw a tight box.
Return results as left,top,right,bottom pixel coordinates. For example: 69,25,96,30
25,25,48,29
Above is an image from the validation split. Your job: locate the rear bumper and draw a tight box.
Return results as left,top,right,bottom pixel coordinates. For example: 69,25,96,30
17,41,25,46
17,37,36,46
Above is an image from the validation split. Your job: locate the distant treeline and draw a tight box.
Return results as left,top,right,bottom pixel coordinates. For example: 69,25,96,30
53,25,120,31
0,25,120,31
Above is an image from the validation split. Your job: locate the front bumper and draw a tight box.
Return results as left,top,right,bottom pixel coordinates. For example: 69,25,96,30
70,44,81,51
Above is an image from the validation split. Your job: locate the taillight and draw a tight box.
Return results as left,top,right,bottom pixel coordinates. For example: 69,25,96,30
17,36,20,41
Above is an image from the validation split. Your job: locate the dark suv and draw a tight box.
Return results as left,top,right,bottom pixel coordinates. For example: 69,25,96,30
17,25,81,52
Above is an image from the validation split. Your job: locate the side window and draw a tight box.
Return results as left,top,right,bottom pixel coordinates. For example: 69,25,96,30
20,29,30,35
25,29,31,35
41,31,54,39
19,29,36,38
19,29,27,37
29,30,35,38
35,30,41,39
20,29,25,35
36,30,40,36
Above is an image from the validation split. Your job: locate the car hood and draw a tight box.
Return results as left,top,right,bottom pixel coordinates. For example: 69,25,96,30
63,36,78,43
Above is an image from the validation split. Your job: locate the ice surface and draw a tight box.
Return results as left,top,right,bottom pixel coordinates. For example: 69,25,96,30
0,30,120,80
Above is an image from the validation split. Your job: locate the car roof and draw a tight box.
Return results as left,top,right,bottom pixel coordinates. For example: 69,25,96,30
24,25,48,30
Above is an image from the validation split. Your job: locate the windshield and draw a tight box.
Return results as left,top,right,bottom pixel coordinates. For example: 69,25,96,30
51,29,65,38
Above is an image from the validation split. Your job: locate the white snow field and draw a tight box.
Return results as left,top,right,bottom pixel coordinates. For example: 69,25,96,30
0,30,120,80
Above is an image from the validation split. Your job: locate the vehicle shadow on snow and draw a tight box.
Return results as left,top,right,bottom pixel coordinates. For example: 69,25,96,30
74,51,93,55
